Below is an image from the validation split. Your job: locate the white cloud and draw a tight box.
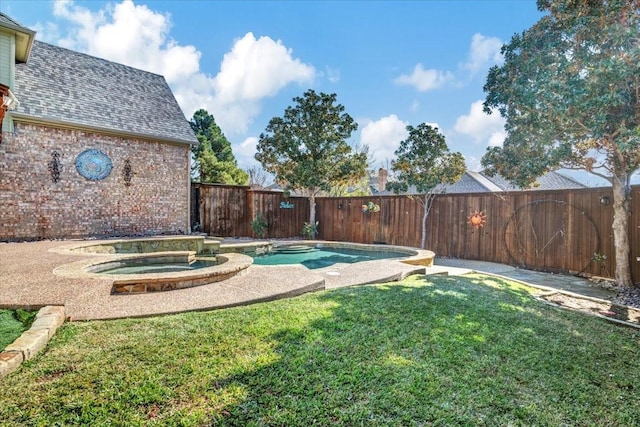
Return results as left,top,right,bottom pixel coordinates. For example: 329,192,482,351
31,20,61,44
54,0,200,81
234,136,260,168
410,100,420,113
214,33,314,104
465,155,482,172
359,115,409,166
394,34,503,93
210,32,315,133
324,66,341,83
49,0,315,136
464,33,503,75
454,100,505,147
394,64,454,92
488,130,506,147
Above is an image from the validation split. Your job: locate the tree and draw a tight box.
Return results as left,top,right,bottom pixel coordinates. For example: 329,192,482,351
386,123,466,249
255,89,368,237
482,0,640,286
190,109,248,185
246,166,270,190
328,145,374,196
328,173,372,197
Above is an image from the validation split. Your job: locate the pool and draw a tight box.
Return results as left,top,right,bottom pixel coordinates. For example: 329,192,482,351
53,238,433,295
251,244,412,269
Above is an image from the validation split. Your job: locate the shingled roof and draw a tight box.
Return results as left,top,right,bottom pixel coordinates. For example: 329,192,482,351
12,40,197,145
0,12,27,29
479,171,586,191
376,170,587,195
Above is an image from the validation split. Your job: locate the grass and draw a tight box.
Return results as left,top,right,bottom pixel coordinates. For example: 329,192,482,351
1,274,639,426
0,309,37,350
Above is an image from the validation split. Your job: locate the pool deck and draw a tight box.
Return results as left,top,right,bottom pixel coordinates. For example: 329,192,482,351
0,238,615,321
0,238,429,321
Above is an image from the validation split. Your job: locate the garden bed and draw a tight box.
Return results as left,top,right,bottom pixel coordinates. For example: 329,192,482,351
539,292,640,327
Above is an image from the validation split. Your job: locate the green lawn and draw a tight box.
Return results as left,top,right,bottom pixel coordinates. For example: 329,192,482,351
0,309,36,350
1,274,639,426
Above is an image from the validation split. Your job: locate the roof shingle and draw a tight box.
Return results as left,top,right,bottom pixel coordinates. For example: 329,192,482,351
13,40,197,144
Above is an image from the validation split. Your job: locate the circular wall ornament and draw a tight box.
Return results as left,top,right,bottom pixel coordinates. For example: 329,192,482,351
75,149,112,181
468,210,487,228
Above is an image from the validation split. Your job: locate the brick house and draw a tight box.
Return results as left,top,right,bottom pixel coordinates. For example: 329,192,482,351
0,13,198,240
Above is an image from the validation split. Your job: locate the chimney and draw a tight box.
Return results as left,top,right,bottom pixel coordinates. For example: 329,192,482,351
378,168,388,192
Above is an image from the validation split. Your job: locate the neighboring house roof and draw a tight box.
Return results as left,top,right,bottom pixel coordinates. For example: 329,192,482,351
480,170,586,191
11,40,197,145
436,170,503,194
376,170,587,195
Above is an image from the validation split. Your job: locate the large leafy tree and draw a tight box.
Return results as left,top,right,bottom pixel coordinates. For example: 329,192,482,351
255,89,368,237
482,0,640,286
328,145,374,196
387,124,466,249
190,109,248,185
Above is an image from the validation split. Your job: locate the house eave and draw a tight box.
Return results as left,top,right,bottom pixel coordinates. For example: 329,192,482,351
0,21,36,63
9,112,198,146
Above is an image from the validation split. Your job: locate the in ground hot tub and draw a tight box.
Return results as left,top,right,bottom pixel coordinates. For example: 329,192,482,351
53,251,253,294
88,255,219,275
85,252,253,294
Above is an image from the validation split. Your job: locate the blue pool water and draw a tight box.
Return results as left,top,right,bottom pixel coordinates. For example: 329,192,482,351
251,245,408,269
100,259,217,275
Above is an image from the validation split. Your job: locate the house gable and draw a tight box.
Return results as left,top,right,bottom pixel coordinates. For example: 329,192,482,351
0,12,195,240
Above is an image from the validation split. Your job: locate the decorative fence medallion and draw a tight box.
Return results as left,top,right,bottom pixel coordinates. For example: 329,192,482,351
280,201,294,209
468,210,487,228
362,201,380,213
75,149,112,181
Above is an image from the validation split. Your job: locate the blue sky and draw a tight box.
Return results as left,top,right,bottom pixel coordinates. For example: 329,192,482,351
2,0,613,185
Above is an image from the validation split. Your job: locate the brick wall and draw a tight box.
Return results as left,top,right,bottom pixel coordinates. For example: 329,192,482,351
0,122,190,240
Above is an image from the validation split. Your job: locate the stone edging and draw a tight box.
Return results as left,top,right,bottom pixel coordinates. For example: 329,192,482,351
0,306,65,379
477,271,640,329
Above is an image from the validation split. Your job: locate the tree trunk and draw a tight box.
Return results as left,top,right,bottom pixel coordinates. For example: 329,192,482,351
309,192,317,239
611,175,633,287
421,194,428,249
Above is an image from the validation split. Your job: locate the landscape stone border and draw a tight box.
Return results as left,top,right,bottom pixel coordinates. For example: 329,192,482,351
0,306,65,379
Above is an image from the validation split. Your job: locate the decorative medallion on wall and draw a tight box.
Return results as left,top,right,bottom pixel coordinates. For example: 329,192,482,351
122,159,133,186
75,149,112,181
48,151,62,183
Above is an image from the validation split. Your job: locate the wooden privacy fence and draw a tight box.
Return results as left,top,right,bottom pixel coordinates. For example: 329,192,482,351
192,184,309,239
193,183,640,283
